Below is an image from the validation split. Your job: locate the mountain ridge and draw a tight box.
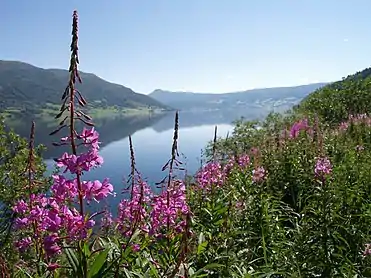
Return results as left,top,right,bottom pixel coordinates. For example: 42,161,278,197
149,83,328,111
0,60,170,116
151,83,329,95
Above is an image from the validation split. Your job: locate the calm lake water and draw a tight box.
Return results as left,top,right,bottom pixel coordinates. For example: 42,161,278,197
6,107,281,212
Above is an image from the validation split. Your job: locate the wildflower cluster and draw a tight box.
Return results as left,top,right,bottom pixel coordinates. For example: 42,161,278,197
314,156,333,179
196,162,226,191
149,180,189,236
12,128,113,259
340,113,371,131
117,179,152,236
289,118,310,138
196,152,268,191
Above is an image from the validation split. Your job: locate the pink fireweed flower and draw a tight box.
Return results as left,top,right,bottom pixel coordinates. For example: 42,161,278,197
223,157,236,174
339,121,348,131
13,196,95,243
61,206,95,240
132,243,141,252
14,237,32,252
51,175,78,201
339,114,371,132
47,263,60,272
290,118,310,139
55,128,103,174
13,194,48,220
252,166,266,183
79,127,100,149
12,127,113,259
117,179,152,236
224,154,250,174
43,233,61,257
364,244,371,257
314,157,332,178
56,152,77,172
237,154,250,168
196,162,225,191
82,178,114,202
84,148,104,168
14,217,29,229
149,180,189,236
44,208,62,232
56,151,103,174
13,200,28,214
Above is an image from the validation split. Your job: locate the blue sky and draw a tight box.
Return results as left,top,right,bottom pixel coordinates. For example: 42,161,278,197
1,1,371,94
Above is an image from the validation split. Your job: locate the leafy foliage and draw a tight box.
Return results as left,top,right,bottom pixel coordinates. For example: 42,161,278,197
0,119,48,204
297,67,371,125
0,117,49,268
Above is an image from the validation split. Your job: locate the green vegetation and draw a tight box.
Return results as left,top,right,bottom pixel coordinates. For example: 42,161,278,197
0,118,50,267
297,67,371,125
2,10,371,278
0,118,49,204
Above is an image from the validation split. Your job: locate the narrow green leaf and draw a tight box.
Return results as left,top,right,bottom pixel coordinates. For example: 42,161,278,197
197,241,208,255
65,247,79,273
192,263,224,276
123,268,133,278
83,242,91,257
88,248,109,278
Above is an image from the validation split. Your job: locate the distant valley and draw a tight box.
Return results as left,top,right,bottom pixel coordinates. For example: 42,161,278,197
149,83,328,112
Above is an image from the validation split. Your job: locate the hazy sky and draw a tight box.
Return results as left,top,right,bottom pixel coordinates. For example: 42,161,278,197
1,0,371,94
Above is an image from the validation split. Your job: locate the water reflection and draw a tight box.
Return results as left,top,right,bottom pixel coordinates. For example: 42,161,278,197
4,108,277,213
5,108,278,179
5,112,167,159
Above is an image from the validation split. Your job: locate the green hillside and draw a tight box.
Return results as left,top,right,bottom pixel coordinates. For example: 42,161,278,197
297,67,371,125
0,60,170,117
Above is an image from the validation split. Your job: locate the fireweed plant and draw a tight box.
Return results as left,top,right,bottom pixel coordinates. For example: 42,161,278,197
3,9,371,278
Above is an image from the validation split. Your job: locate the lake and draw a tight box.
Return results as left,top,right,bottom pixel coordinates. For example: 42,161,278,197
5,107,281,212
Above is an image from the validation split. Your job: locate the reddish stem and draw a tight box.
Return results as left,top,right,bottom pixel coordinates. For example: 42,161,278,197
69,77,84,217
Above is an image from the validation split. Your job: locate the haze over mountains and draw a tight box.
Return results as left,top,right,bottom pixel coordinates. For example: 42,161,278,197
149,83,328,111
0,60,328,116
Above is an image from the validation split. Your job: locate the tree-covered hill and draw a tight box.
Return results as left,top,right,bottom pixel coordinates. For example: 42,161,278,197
0,60,170,115
297,67,371,125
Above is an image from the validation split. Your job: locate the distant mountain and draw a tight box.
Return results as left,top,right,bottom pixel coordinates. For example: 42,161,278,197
0,60,169,115
149,83,328,111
